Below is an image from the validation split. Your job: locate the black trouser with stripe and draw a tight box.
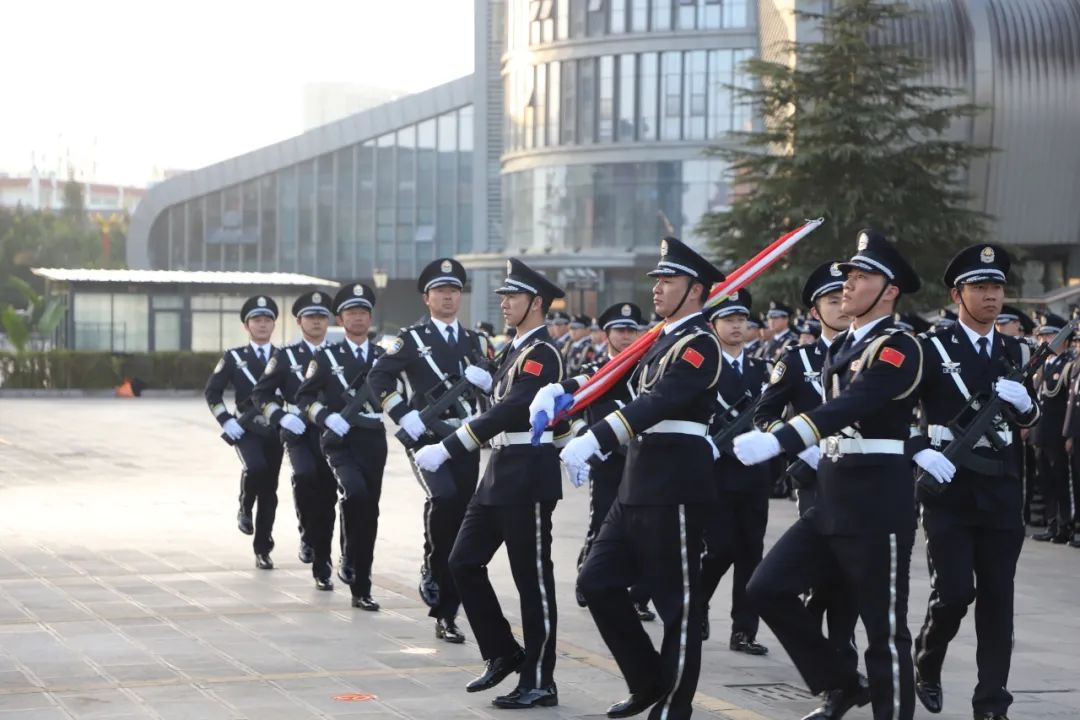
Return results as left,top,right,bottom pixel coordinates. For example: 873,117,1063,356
915,509,1024,716
747,517,914,720
322,428,387,597
234,432,284,554
577,456,649,607
284,430,337,574
578,501,705,720
1037,438,1072,534
701,487,769,639
414,447,479,620
449,500,558,690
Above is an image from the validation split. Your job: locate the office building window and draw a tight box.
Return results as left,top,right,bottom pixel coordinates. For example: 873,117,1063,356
684,50,707,139
548,61,561,145
579,57,597,144
638,52,658,141
598,55,615,142
661,51,682,140
617,54,636,141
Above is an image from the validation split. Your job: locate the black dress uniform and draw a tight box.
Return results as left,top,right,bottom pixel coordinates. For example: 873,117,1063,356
745,229,923,720
564,315,597,376
294,283,387,606
547,310,571,353
575,237,724,720
909,245,1040,719
250,291,338,585
1061,350,1080,546
700,290,772,652
1032,313,1075,543
366,258,492,633
763,301,798,361
560,303,651,614
204,295,284,562
432,259,566,705
753,260,861,685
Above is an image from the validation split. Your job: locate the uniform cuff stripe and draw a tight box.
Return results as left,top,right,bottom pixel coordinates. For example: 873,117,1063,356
605,411,633,445
307,402,325,423
455,424,481,452
263,402,281,419
381,392,403,411
212,403,228,417
789,414,820,449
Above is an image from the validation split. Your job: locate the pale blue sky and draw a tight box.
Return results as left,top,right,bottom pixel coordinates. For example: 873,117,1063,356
1,0,474,186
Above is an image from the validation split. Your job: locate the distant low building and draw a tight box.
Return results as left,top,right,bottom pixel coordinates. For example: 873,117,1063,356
0,169,145,218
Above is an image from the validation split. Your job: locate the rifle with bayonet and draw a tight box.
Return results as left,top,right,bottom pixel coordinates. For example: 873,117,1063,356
917,320,1073,496
221,405,276,445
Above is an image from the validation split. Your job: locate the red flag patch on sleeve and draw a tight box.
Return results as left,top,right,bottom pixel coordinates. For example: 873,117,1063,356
523,359,544,376
681,347,705,369
879,347,906,368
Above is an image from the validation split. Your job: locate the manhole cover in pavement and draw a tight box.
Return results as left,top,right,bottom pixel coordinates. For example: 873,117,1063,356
727,683,815,703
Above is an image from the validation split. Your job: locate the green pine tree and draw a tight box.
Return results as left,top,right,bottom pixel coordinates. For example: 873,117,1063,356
698,0,990,309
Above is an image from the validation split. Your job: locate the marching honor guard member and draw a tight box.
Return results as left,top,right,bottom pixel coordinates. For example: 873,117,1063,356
552,237,724,720
762,301,797,361
564,314,597,375
205,295,283,569
367,258,493,644
700,289,772,654
1031,313,1074,543
907,245,1040,720
251,290,338,589
753,261,860,684
295,283,386,610
543,302,655,620
546,310,571,352
736,229,923,720
412,259,567,709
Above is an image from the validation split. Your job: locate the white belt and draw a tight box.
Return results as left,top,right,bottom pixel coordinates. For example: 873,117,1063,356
928,424,1012,449
820,436,904,459
642,420,709,436
492,431,551,448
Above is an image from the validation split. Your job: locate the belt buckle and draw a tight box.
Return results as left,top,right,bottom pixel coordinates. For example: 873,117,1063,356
825,436,842,461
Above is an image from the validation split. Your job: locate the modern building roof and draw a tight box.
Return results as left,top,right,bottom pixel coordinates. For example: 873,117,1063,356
31,268,339,287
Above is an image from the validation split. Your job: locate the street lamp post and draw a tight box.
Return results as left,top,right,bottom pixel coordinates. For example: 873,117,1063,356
372,268,389,290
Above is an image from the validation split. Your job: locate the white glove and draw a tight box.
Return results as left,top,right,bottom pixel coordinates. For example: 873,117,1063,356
913,448,956,484
529,383,566,427
223,418,245,441
325,412,351,437
733,430,782,466
279,413,306,436
399,409,427,442
414,442,451,472
464,365,494,393
707,437,721,461
798,445,821,470
995,378,1033,414
560,431,600,488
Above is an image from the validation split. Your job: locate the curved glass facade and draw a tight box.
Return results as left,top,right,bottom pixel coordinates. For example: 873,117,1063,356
146,105,474,280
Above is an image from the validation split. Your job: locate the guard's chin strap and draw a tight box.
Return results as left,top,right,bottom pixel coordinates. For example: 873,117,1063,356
510,293,537,331
664,278,698,320
815,306,846,335
852,280,892,321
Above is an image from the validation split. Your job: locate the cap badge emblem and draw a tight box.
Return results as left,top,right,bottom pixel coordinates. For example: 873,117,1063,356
506,260,513,275
353,284,364,296
621,304,632,317
312,292,321,303
829,263,842,277
980,246,995,263
257,297,267,307
660,239,669,256
441,260,453,273
857,232,870,251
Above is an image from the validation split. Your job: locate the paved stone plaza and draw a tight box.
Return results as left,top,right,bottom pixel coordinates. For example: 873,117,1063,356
0,397,1078,719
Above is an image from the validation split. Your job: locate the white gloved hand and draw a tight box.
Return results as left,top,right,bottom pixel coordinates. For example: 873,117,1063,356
414,442,451,472
733,430,782,466
798,445,821,470
529,383,567,428
560,431,600,488
325,412,351,437
707,437,721,461
995,378,1033,414
222,418,245,441
464,365,494,393
913,448,956,484
279,413,306,436
399,409,427,442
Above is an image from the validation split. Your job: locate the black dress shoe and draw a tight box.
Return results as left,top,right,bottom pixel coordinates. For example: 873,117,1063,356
350,595,380,611
1051,533,1070,544
314,570,334,591
730,632,768,655
575,585,588,608
973,713,1008,720
1032,529,1066,542
702,613,711,641
634,602,655,622
237,510,254,535
337,562,356,585
1069,537,1080,548
297,542,314,564
419,566,440,607
465,648,525,692
801,677,871,720
492,685,558,709
436,618,466,643
254,553,274,570
607,685,664,718
915,668,943,713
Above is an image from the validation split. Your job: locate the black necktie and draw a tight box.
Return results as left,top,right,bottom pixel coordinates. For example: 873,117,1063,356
355,345,364,363
257,347,266,363
446,326,456,346
977,337,990,366
730,359,742,377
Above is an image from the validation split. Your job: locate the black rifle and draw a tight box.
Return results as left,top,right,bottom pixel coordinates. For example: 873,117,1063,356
784,456,817,489
711,393,763,458
221,406,276,445
321,370,382,446
395,348,487,449
917,321,1073,496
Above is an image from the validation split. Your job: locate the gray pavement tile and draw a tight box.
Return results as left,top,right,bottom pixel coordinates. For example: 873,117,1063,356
0,691,57,711
0,708,74,719
53,689,145,718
